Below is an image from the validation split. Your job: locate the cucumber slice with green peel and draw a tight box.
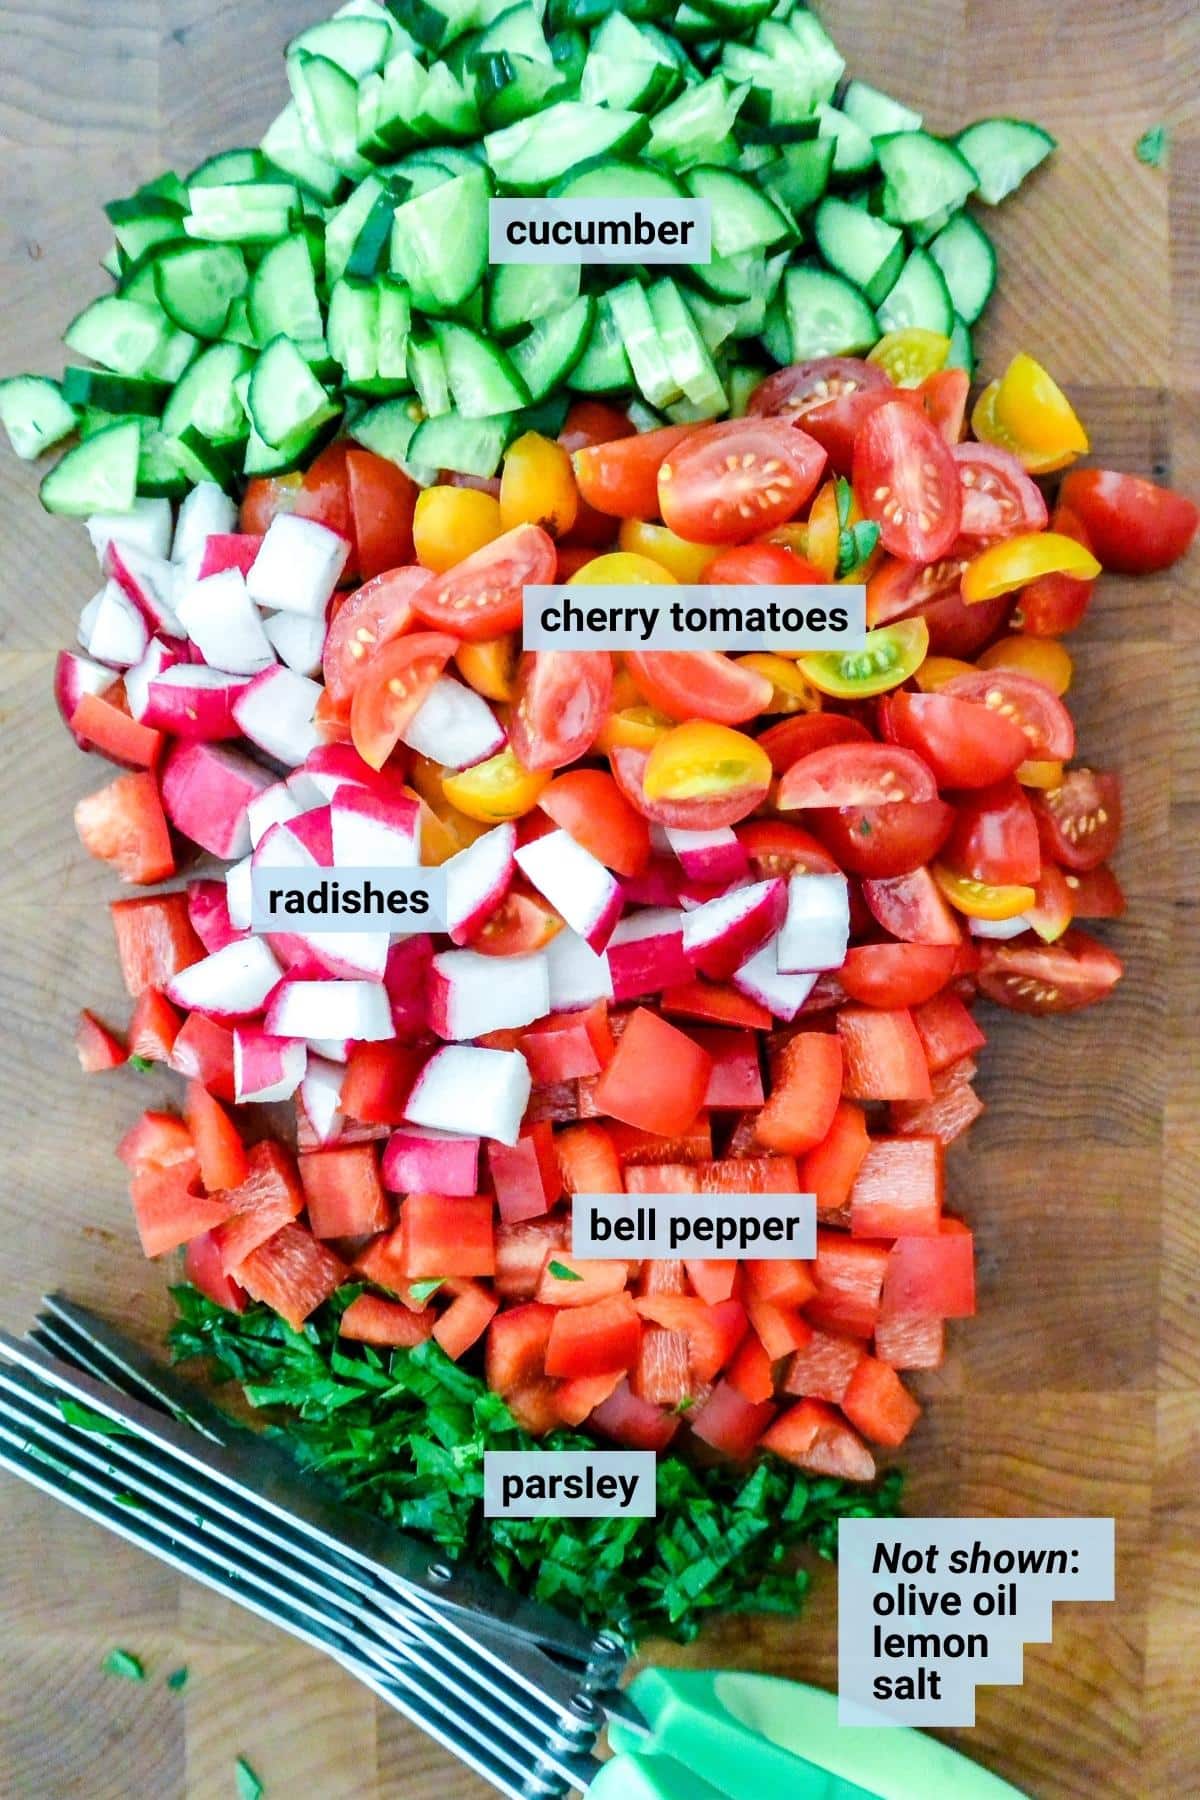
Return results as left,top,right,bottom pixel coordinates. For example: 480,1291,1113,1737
64,297,170,378
758,293,792,366
327,278,380,385
725,361,765,417
40,419,140,515
288,14,392,76
152,243,248,338
946,313,975,377
813,198,905,306
782,266,878,360
349,395,425,469
247,336,338,448
607,278,680,408
782,8,844,102
388,0,477,53
906,200,960,246
683,165,790,255
647,75,745,169
488,262,582,339
511,393,570,439
875,246,954,335
61,368,168,417
105,198,185,265
927,211,997,325
474,50,567,128
553,157,686,202
678,288,738,353
184,181,301,243
376,279,411,382
0,376,78,460
766,137,835,213
137,170,188,210
409,332,452,417
356,57,425,156
476,2,555,63
345,187,401,279
144,328,200,386
413,61,480,139
408,410,512,478
248,235,325,349
431,320,530,417
816,104,876,177
135,423,190,497
566,295,633,393
684,0,774,28
688,248,769,302
840,78,923,139
262,101,345,202
222,297,257,349
324,175,390,283
548,24,587,86
485,101,647,189
956,117,1055,204
876,131,978,224
187,147,269,188
390,167,490,311
289,52,371,177
509,295,594,401
162,341,255,444
647,278,726,415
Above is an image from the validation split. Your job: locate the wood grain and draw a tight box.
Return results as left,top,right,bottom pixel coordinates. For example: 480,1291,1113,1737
0,2,1195,1796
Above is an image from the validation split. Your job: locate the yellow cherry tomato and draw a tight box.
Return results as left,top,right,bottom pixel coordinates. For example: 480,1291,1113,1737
962,532,1101,604
805,480,842,578
915,655,977,692
932,863,1036,920
594,706,675,754
413,485,502,573
867,327,950,389
441,747,550,822
736,653,821,714
499,431,578,539
569,551,676,586
454,633,518,702
971,382,1078,476
799,617,929,699
643,721,772,803
993,352,1089,459
617,519,718,582
406,757,490,848
763,522,810,558
977,634,1073,695
610,662,643,711
1015,758,1064,789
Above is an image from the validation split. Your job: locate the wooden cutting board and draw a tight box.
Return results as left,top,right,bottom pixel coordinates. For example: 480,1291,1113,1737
0,1,1195,1794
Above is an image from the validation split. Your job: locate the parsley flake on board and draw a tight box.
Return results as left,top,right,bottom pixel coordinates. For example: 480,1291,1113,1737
166,1667,189,1692
102,1649,145,1682
1135,125,1169,167
169,1285,902,1645
235,1756,264,1800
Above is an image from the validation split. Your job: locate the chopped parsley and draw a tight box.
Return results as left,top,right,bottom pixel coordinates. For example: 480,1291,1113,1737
546,1260,583,1282
408,1278,444,1304
102,1649,145,1682
1135,125,1168,167
235,1757,264,1800
128,1055,154,1072
166,1667,189,1692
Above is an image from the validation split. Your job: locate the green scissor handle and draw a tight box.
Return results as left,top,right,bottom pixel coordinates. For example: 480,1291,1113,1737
587,1669,1032,1800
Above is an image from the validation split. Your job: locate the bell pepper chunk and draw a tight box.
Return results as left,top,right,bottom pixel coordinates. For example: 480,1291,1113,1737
841,1354,922,1447
300,1144,390,1239
545,1292,642,1380
211,1140,305,1273
807,1231,891,1338
880,1220,976,1320
760,1398,876,1482
849,1136,943,1239
837,1007,933,1102
690,1380,776,1460
799,1100,871,1223
433,1280,499,1361
755,1032,843,1153
339,1293,433,1346
401,1193,495,1280
592,1008,712,1138
233,1223,348,1331
783,1329,865,1403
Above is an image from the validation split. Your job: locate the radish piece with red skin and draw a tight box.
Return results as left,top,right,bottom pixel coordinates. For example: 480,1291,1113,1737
544,929,613,1009
224,855,253,930
166,938,283,1021
265,979,395,1043
681,878,787,981
80,581,149,668
665,825,749,884
732,938,818,1021
383,1126,480,1197
234,1028,307,1102
175,569,276,675
247,780,303,848
428,948,550,1040
162,740,274,860
198,533,263,580
245,513,349,617
141,665,250,740
606,908,694,1001
88,497,174,564
515,828,624,954
264,608,325,676
404,1045,531,1147
445,823,516,945
299,1056,345,1146
330,786,421,868
776,872,850,974
171,484,234,566
124,637,184,723
384,935,433,1040
106,541,184,639
55,650,116,742
400,674,506,771
232,665,323,766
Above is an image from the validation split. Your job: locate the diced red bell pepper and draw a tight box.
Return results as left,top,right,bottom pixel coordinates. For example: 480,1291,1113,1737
911,990,986,1073
554,1368,626,1427
782,1329,864,1403
556,1122,623,1196
353,1221,408,1294
697,1156,799,1193
183,1081,248,1193
339,1043,422,1125
684,1258,738,1304
633,1325,691,1406
760,1399,876,1482
661,980,772,1031
690,1381,776,1460
625,1163,699,1195
546,1291,642,1380
880,1220,976,1320
607,1116,713,1166
111,894,204,996
76,771,174,885
168,1012,237,1102
234,1224,348,1331
873,1314,945,1370
401,1193,495,1279
130,1153,228,1258
494,1216,570,1299
69,691,163,770
521,1000,614,1083
535,1254,629,1307
184,1229,247,1313
75,1009,127,1073
841,1355,922,1447
486,1301,556,1392
593,1009,712,1137
506,1379,563,1436
890,1057,984,1144
127,987,182,1062
589,1379,680,1451
212,1140,305,1273
837,1007,932,1102
432,1280,498,1360
489,1121,562,1224
117,1110,194,1172
799,1100,871,1223
300,1144,390,1239
524,1080,580,1125
638,1258,689,1297
726,1332,775,1404
807,1232,891,1338
682,1027,764,1111
745,1259,816,1309
297,1099,387,1152
747,1299,812,1361
755,1032,843,1153
849,1136,943,1239
339,1292,433,1346
635,1294,747,1382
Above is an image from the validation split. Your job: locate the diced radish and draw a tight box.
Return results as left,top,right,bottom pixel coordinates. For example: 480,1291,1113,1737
106,542,184,638
245,513,349,617
253,818,316,872
665,826,749,885
300,744,404,803
544,929,613,1009
141,664,250,739
265,979,395,1042
330,787,421,869
263,609,325,676
968,914,1031,939
428,949,550,1040
247,780,302,847
400,675,506,771
286,771,328,810
234,1027,307,1102
514,829,623,953
445,823,516,945
80,581,148,668
165,937,283,1019
188,879,246,953
198,533,263,579
384,935,432,1040
124,637,184,722
87,497,173,564
254,818,390,983
404,1046,531,1147
225,855,254,930
382,1126,480,1197
232,666,322,766
606,908,694,1001
175,569,276,675
777,873,851,973
161,740,273,859
682,878,788,981
172,483,236,566
287,806,334,866
55,650,115,743
309,1037,351,1063
300,1056,345,1144
733,937,819,1021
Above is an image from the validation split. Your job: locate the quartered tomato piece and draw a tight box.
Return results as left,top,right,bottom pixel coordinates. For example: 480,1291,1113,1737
455,633,518,702
610,744,765,830
441,747,551,822
867,328,949,389
617,518,718,582
992,353,1089,460
572,423,695,520
1057,468,1199,573
349,631,457,770
1025,861,1075,942
734,653,820,715
736,819,839,877
961,531,1100,603
410,524,556,640
976,929,1122,1014
932,862,1036,920
756,712,872,775
909,367,969,443
594,705,674,754
798,617,929,699
778,743,937,810
866,547,971,626
707,542,826,585
413,485,502,573
910,588,1012,659
322,566,431,707
1033,768,1122,872
539,769,651,877
657,418,826,544
861,867,962,944
976,633,1072,695
1013,503,1096,636
748,356,892,473
971,381,1074,476
815,798,954,878
839,943,960,1009
626,650,772,724
852,400,962,563
509,650,613,772
952,443,1048,541
643,722,772,807
880,689,1029,788
499,431,578,539
472,885,563,955
345,449,417,580
241,441,355,548
1063,863,1126,919
947,779,1042,886
941,668,1074,760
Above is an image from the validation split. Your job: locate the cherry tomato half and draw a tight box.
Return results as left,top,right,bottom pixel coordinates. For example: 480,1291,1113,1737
349,631,458,770
880,689,1029,788
626,651,773,725
411,524,556,641
322,566,431,708
572,424,694,521
707,543,826,585
1057,469,1199,574
816,798,954,878
748,356,893,475
946,779,1042,886
609,744,767,830
799,617,929,699
1033,768,1121,872
860,866,962,944
867,328,950,389
932,863,1036,920
509,650,613,772
472,884,564,955
840,942,960,1008
1013,503,1095,636
756,712,873,775
538,769,651,877
778,743,938,810
976,929,1122,1014
853,400,962,563
643,721,772,805
345,449,417,580
657,419,827,545
735,819,839,877
867,548,971,627
961,531,1100,603
952,443,1048,541
941,669,1075,760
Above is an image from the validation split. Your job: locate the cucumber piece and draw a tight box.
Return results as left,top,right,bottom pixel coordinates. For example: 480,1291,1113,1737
61,368,167,417
187,148,268,188
390,167,490,310
906,200,960,246
783,8,844,103
956,117,1056,204
104,197,185,265
608,279,680,408
413,61,480,140
725,361,765,416
288,14,391,76
116,245,178,305
152,242,248,338
927,212,997,326
222,296,258,349
357,56,424,156
375,279,411,382
766,136,835,214
350,395,425,469
326,175,389,283
431,320,530,417
782,266,878,360
678,288,738,353
247,336,338,448
248,235,325,350
646,74,744,170
509,295,594,402
840,79,922,139
548,24,587,87
648,278,726,415
474,50,566,129
387,0,477,53
184,181,300,243
946,313,975,377
684,165,790,255
485,101,647,190
684,0,774,28
289,51,370,177
511,393,570,439
64,296,170,378
814,197,904,306
0,376,77,460
144,327,200,386
262,102,345,203
477,2,555,61
135,423,190,498
40,419,140,516
409,411,512,478
162,341,255,444
688,248,766,302
327,278,380,385
409,332,452,417
488,262,582,339
875,247,954,335
876,132,978,225
553,157,686,202
816,104,876,177
566,294,633,393
581,13,683,110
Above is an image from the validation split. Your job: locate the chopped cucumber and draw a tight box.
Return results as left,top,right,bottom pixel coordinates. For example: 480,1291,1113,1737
40,419,140,515
508,296,594,401
248,235,326,350
956,117,1056,204
816,104,875,177
841,79,922,139
782,266,878,361
648,278,726,415
485,100,647,189
875,247,954,336
488,262,582,338
432,320,530,416
162,341,255,444
408,410,512,477
390,167,490,310
927,212,997,326
64,297,170,378
61,368,167,417
153,243,248,339
0,376,77,460
567,295,633,392
876,131,978,225
683,166,790,256
814,198,904,306
608,278,679,408
247,335,339,448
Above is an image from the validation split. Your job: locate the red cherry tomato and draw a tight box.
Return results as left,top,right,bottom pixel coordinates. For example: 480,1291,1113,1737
735,819,840,876
940,669,1075,760
866,547,972,626
626,651,773,725
349,631,457,770
777,743,938,810
880,690,1029,788
345,449,417,580
572,424,694,521
976,929,1123,1014
748,357,893,474
322,566,431,707
860,867,963,944
756,712,873,775
947,780,1042,886
952,443,1048,541
1058,469,1198,573
911,588,1012,659
839,942,960,1008
558,401,634,547
1032,768,1122,872
657,419,827,545
910,368,969,444
410,524,556,641
814,798,955,878
538,769,651,877
1014,503,1095,636
509,650,613,772
853,400,962,563
707,543,826,585
1064,863,1125,918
